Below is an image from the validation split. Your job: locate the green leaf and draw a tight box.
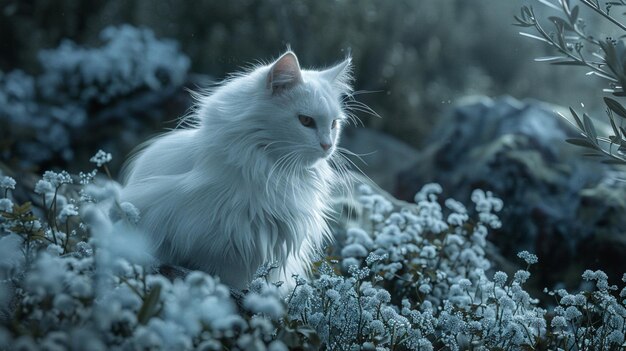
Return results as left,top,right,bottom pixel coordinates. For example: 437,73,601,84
604,97,626,119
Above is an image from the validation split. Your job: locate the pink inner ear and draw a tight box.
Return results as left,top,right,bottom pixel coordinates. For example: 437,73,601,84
268,52,303,92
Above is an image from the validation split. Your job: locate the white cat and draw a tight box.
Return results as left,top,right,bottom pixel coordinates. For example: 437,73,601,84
121,51,353,290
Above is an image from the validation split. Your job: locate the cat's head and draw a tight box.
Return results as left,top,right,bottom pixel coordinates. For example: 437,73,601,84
258,51,353,167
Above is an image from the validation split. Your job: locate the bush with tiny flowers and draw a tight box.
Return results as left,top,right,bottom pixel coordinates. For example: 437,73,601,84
0,25,190,170
1,153,625,350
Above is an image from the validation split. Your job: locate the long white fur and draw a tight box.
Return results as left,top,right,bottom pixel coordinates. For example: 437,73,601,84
121,51,353,290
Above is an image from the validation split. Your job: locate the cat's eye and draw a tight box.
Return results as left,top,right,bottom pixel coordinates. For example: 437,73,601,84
331,119,339,129
298,115,315,128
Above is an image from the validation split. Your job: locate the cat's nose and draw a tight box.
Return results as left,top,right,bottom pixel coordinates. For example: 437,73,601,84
320,143,331,151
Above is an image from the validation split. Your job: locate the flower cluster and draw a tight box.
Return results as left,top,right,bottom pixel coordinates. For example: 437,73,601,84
0,25,190,168
1,167,625,350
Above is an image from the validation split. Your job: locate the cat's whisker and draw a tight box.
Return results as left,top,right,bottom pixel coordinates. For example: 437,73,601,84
344,111,365,127
280,153,299,206
344,102,381,119
266,150,298,196
327,156,356,219
334,151,375,187
336,147,375,165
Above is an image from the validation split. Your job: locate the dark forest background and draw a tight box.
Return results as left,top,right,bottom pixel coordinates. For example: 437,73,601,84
0,0,608,158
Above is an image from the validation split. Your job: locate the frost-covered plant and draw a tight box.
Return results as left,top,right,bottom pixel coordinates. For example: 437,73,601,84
0,25,190,168
517,0,626,164
0,154,291,350
1,160,625,350
38,25,189,105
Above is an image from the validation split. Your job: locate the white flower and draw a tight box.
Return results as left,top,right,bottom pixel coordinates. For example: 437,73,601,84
0,198,13,212
0,176,16,190
445,198,467,214
90,150,112,167
341,243,368,258
493,271,508,287
58,204,78,223
514,270,531,284
414,183,442,203
34,180,54,195
551,315,567,329
564,306,582,320
517,251,538,265
120,202,141,224
244,293,285,320
43,170,73,187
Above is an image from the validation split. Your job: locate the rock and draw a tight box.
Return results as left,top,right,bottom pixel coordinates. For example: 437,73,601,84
396,95,626,290
339,127,420,193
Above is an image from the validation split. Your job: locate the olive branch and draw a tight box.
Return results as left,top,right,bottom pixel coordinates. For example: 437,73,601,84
517,0,626,164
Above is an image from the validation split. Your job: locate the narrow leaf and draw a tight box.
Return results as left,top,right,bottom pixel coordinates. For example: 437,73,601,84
537,0,563,11
519,32,552,44
582,113,597,142
565,138,598,148
551,60,586,66
549,16,575,31
570,5,579,22
609,115,621,138
569,107,585,130
534,56,567,61
604,97,626,119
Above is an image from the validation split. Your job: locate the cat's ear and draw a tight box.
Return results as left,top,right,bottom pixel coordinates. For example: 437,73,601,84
267,51,303,94
320,57,353,94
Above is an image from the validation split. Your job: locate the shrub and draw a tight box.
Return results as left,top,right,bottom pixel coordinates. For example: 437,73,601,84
0,25,189,170
517,0,626,164
1,152,625,350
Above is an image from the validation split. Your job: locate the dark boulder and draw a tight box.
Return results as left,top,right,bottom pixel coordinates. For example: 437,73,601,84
396,96,626,289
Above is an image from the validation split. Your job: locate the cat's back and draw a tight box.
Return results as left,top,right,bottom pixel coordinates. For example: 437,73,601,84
123,128,199,186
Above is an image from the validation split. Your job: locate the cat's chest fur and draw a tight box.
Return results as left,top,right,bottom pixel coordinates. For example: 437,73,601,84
122,131,333,289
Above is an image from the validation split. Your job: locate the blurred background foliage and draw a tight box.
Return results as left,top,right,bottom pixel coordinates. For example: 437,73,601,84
0,0,610,168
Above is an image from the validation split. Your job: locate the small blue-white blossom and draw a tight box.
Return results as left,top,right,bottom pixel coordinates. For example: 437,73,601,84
90,150,112,167
341,243,368,258
0,198,13,212
564,306,582,321
517,251,538,265
58,204,78,223
551,315,567,329
119,202,141,224
0,176,16,190
514,270,531,284
79,169,98,185
34,180,54,195
414,183,442,202
243,293,285,320
43,170,73,187
493,271,508,287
